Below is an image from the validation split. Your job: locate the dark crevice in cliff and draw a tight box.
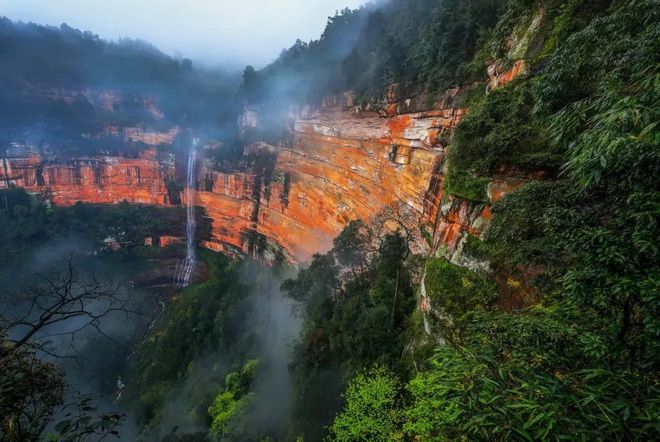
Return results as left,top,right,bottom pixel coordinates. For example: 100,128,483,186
248,152,277,223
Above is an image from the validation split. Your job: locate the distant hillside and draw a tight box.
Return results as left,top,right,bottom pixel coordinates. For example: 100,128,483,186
0,18,191,89
239,0,507,105
0,18,240,152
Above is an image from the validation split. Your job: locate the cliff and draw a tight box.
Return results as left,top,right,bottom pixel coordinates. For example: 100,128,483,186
1,149,168,205
197,60,528,261
1,60,526,262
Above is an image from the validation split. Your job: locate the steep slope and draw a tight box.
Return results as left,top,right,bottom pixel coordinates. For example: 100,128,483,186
0,4,531,263
1,148,168,205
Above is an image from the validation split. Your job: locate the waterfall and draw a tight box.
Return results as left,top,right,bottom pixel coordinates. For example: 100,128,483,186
175,138,200,287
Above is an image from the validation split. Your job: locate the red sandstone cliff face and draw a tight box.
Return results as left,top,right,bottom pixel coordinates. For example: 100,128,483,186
194,57,531,262
0,149,168,205
197,88,530,261
191,104,463,260
3,62,528,263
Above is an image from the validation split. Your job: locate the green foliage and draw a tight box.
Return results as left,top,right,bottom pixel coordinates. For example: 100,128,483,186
447,80,559,193
282,226,416,439
404,0,503,94
461,233,491,262
538,2,660,190
444,77,564,201
288,231,414,373
1,341,65,441
442,168,489,202
208,360,258,440
405,345,659,440
530,0,612,65
485,181,573,271
329,367,403,442
127,253,254,427
246,0,508,105
1,328,123,441
446,0,660,368
332,220,371,269
486,178,659,368
425,258,496,318
445,0,658,200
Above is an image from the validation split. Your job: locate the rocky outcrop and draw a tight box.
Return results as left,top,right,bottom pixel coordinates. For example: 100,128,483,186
31,86,166,119
124,127,180,146
487,59,527,91
197,93,531,262
0,149,168,205
3,76,529,263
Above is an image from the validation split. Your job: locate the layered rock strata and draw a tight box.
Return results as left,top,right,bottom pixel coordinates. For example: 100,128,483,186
3,65,528,262
1,149,168,205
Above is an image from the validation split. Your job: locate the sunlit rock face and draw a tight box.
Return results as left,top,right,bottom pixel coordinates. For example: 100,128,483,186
193,98,466,261
196,73,529,262
0,149,168,205
2,69,529,262
487,59,527,91
193,171,259,255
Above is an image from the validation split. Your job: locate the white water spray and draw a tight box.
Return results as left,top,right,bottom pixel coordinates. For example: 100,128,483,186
175,137,200,287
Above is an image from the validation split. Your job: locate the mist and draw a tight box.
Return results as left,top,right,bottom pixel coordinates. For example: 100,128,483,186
2,0,393,439
0,237,157,437
130,259,301,441
0,0,368,68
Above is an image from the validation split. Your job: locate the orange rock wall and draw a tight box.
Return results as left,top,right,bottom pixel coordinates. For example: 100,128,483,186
0,150,168,205
196,71,530,261
196,106,488,261
4,70,529,262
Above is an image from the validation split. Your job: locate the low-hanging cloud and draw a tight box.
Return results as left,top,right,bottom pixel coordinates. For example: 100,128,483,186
0,0,368,68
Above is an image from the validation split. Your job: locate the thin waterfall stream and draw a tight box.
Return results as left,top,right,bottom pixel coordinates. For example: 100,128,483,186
175,137,200,287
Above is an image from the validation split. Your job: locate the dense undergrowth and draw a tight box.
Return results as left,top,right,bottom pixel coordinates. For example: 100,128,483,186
0,187,186,263
126,253,299,441
127,253,254,435
273,0,660,440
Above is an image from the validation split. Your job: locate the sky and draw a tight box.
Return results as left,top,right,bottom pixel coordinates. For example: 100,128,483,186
0,0,367,68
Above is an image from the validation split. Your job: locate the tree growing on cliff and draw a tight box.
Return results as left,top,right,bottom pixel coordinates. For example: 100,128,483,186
238,65,260,104
329,366,403,442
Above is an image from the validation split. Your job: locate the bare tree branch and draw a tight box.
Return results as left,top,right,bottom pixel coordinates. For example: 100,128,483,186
1,257,141,359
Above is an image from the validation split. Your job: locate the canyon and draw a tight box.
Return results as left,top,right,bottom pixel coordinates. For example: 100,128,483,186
1,62,526,263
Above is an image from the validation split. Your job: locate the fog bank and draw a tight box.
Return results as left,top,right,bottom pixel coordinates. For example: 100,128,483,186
0,0,368,67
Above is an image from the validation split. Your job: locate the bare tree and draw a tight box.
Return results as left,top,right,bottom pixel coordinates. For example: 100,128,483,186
369,201,418,253
0,258,135,441
2,258,137,358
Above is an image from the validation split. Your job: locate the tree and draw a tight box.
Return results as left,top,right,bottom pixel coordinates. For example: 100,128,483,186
238,65,259,103
3,259,135,357
0,338,65,442
208,360,258,441
329,367,402,442
0,260,129,441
